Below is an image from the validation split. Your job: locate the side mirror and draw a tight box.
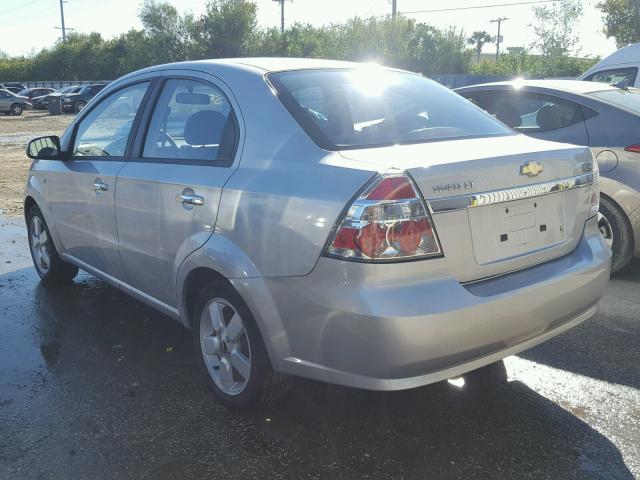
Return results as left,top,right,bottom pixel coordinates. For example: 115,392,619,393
26,135,62,160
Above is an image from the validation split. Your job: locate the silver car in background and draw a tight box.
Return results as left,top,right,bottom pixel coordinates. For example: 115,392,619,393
0,88,32,115
24,59,610,410
457,80,640,272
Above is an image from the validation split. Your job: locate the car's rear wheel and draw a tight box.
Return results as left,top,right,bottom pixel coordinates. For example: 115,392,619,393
599,196,633,274
10,103,23,116
27,205,78,283
193,281,288,410
74,101,86,113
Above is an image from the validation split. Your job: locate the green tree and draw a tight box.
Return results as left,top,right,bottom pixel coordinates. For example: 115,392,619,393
530,0,584,76
194,0,258,58
468,31,493,62
531,0,583,58
598,0,640,47
139,0,197,63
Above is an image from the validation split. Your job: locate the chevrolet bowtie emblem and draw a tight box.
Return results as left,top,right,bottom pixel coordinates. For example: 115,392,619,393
520,161,544,177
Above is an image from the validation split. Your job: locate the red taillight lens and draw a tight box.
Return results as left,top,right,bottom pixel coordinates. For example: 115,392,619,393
326,173,442,261
354,223,387,258
365,176,416,200
625,144,640,153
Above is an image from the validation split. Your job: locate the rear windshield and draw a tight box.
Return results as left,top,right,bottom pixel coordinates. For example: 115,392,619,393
268,68,513,150
589,88,640,115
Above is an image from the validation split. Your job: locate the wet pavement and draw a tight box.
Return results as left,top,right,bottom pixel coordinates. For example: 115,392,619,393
0,216,639,479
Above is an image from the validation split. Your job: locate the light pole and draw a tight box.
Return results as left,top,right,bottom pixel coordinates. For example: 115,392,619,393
273,0,285,33
490,17,508,61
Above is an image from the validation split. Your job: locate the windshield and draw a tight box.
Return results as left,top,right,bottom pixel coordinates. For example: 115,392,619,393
17,89,30,96
268,68,513,150
589,88,640,115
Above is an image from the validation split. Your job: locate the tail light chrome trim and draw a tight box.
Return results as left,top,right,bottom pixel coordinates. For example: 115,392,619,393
324,173,443,263
427,172,595,214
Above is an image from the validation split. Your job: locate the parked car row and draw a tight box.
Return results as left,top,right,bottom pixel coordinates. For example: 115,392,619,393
0,83,109,113
24,59,610,410
0,82,26,94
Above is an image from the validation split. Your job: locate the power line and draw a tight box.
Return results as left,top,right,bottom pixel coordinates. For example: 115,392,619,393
391,0,558,16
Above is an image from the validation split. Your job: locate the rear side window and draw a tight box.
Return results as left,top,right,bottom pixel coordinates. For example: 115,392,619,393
583,67,637,86
142,78,237,165
488,92,584,132
589,88,640,115
268,68,512,150
73,82,149,157
460,90,493,110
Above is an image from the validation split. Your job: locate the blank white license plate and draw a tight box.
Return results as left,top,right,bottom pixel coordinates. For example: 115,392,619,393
468,195,566,265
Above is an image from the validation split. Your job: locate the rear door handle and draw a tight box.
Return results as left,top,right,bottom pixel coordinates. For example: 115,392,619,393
175,193,204,206
91,181,108,192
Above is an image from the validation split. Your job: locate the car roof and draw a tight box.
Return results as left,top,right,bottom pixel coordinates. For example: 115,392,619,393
456,79,625,95
191,57,367,72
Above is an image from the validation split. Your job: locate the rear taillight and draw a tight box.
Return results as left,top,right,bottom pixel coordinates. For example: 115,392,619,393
326,173,442,261
625,144,640,153
588,161,600,218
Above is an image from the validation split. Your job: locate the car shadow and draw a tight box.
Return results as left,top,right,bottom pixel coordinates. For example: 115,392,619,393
0,265,635,479
519,259,640,390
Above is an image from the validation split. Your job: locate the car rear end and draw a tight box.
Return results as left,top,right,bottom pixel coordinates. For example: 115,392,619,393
239,67,611,390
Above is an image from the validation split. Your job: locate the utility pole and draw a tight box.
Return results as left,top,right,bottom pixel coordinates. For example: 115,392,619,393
490,17,508,61
392,0,397,18
272,0,285,33
59,0,67,42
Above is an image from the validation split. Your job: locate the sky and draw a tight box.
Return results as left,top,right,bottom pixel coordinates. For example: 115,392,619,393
1,0,619,59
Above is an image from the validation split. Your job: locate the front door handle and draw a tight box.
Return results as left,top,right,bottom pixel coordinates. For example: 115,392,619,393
91,181,108,192
175,193,204,206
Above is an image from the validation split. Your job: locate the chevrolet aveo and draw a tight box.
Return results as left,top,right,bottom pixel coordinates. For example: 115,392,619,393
24,59,611,409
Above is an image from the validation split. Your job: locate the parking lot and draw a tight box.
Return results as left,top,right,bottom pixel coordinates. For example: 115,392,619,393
0,111,73,216
1,111,639,479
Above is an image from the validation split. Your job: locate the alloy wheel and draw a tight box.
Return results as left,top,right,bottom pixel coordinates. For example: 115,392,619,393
29,216,51,275
199,298,252,395
597,211,614,249
11,104,22,115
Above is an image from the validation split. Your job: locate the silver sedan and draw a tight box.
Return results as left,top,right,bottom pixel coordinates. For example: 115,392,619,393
0,88,31,115
24,59,610,409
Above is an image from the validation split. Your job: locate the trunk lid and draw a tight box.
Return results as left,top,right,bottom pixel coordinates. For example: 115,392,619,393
339,135,595,282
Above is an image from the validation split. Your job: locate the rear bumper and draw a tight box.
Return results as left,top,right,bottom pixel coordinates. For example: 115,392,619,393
233,217,611,391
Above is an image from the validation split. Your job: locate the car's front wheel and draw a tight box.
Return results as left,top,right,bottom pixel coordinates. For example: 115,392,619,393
74,101,86,113
10,103,23,116
27,205,78,283
598,196,634,274
193,281,288,410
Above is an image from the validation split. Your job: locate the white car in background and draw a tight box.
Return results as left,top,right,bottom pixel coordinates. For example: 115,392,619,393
579,42,640,87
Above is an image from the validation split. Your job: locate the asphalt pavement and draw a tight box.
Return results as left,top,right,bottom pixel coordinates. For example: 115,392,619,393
0,216,638,479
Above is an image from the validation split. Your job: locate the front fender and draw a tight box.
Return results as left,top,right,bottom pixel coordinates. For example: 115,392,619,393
24,169,65,254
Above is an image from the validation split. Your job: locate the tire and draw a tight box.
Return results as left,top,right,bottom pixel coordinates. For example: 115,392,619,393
10,103,23,116
193,281,288,410
74,101,86,113
598,196,634,274
26,205,78,283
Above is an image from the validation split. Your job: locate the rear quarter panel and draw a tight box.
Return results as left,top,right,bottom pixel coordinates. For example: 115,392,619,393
162,64,377,279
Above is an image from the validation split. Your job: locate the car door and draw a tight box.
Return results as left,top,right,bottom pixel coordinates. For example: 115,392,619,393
486,90,589,145
0,90,12,111
115,71,242,307
44,80,151,280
